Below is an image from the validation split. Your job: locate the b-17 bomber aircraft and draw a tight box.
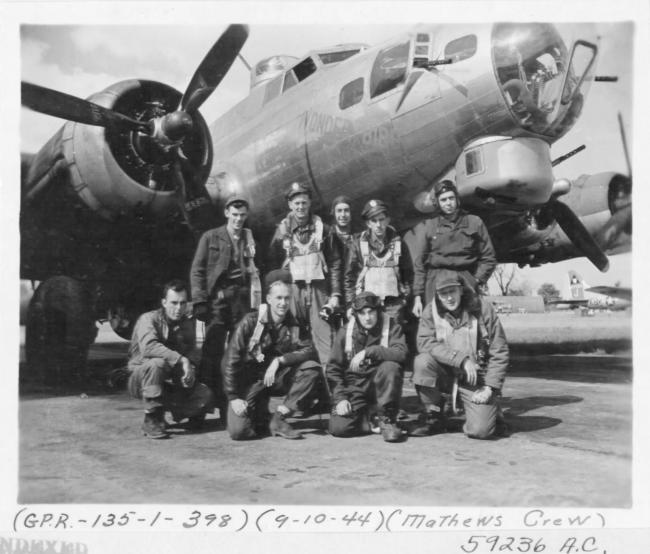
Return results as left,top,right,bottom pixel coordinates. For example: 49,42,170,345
20,23,632,379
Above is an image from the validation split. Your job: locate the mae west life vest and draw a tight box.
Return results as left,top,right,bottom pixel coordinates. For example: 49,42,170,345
356,230,402,300
280,215,327,284
344,314,391,361
247,304,300,363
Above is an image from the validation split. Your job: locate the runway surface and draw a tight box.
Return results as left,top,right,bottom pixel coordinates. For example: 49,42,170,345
18,314,632,506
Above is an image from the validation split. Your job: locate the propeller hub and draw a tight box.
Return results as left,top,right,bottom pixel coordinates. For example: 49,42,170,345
161,111,194,141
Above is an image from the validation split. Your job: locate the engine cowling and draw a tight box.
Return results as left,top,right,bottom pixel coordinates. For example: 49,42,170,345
24,79,213,220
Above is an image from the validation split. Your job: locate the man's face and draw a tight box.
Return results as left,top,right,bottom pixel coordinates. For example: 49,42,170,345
366,212,390,239
437,191,458,215
224,205,248,231
436,285,462,313
357,307,378,330
162,289,188,322
334,203,351,229
288,194,311,220
266,282,291,320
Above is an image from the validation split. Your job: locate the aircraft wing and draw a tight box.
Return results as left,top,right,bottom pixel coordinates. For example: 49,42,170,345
585,286,632,301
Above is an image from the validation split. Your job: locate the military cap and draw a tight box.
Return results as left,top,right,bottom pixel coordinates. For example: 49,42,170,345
330,195,352,214
285,182,312,200
224,194,250,209
433,179,458,198
352,291,381,312
361,199,389,220
434,269,463,291
264,269,293,292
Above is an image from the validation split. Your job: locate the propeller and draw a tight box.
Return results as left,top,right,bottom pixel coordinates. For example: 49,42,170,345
21,24,249,146
548,199,609,271
21,82,149,132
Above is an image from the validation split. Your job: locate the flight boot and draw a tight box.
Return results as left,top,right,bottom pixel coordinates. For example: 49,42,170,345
269,412,302,440
378,410,404,443
142,408,169,439
410,411,446,437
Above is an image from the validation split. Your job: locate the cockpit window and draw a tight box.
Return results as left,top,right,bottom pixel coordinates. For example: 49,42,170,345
339,78,364,110
444,34,477,63
319,49,361,65
293,57,318,82
370,41,410,98
492,23,593,138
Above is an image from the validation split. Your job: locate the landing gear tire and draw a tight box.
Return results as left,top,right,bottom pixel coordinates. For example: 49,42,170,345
25,276,97,384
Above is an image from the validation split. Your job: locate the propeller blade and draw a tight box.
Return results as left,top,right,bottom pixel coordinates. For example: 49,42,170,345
549,200,610,272
617,112,632,178
181,24,249,113
21,82,148,132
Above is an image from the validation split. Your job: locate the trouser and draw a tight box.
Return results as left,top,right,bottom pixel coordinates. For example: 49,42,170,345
289,281,332,367
328,361,403,437
413,352,497,439
128,358,215,421
227,360,322,440
200,282,250,409
423,268,478,306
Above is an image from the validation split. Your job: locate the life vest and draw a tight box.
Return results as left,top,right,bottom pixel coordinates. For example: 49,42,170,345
247,304,300,364
279,215,327,283
355,229,402,300
243,228,262,309
344,313,391,361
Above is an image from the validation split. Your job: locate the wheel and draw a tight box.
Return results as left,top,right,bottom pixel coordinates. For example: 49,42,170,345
25,276,97,384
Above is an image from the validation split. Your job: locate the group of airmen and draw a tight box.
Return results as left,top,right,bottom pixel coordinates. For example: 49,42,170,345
127,178,509,443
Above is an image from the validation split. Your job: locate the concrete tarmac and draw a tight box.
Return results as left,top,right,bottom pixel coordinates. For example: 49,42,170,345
18,317,632,507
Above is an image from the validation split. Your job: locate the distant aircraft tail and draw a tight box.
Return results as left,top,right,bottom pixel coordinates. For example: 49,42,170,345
568,270,585,300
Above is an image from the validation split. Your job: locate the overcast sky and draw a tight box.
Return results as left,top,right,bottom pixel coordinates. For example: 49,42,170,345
17,16,637,291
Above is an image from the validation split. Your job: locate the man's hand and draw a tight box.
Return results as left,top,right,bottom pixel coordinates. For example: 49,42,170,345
263,357,281,387
231,399,248,416
471,386,493,404
462,358,480,387
335,400,352,416
349,350,366,373
328,296,340,309
412,296,423,318
180,357,195,388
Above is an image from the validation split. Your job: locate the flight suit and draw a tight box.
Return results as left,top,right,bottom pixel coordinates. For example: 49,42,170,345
268,213,342,365
222,306,322,440
414,296,508,439
127,308,214,421
327,313,407,437
190,225,261,412
412,210,496,305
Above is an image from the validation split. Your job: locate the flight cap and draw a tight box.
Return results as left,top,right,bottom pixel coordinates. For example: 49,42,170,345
286,182,312,200
434,269,463,292
433,179,458,198
224,194,250,210
264,269,293,292
361,199,388,220
352,291,381,312
330,195,352,214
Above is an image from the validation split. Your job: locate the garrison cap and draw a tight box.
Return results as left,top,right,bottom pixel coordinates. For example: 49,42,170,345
361,199,389,220
433,179,458,198
434,269,463,291
330,195,352,214
286,182,312,200
224,194,250,209
264,269,293,292
352,291,381,312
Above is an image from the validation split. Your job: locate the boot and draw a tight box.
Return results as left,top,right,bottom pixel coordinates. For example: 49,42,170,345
410,411,445,437
142,408,169,439
185,413,206,431
269,412,302,440
378,415,403,443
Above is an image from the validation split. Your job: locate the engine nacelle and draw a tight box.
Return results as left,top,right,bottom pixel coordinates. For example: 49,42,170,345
24,79,213,220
